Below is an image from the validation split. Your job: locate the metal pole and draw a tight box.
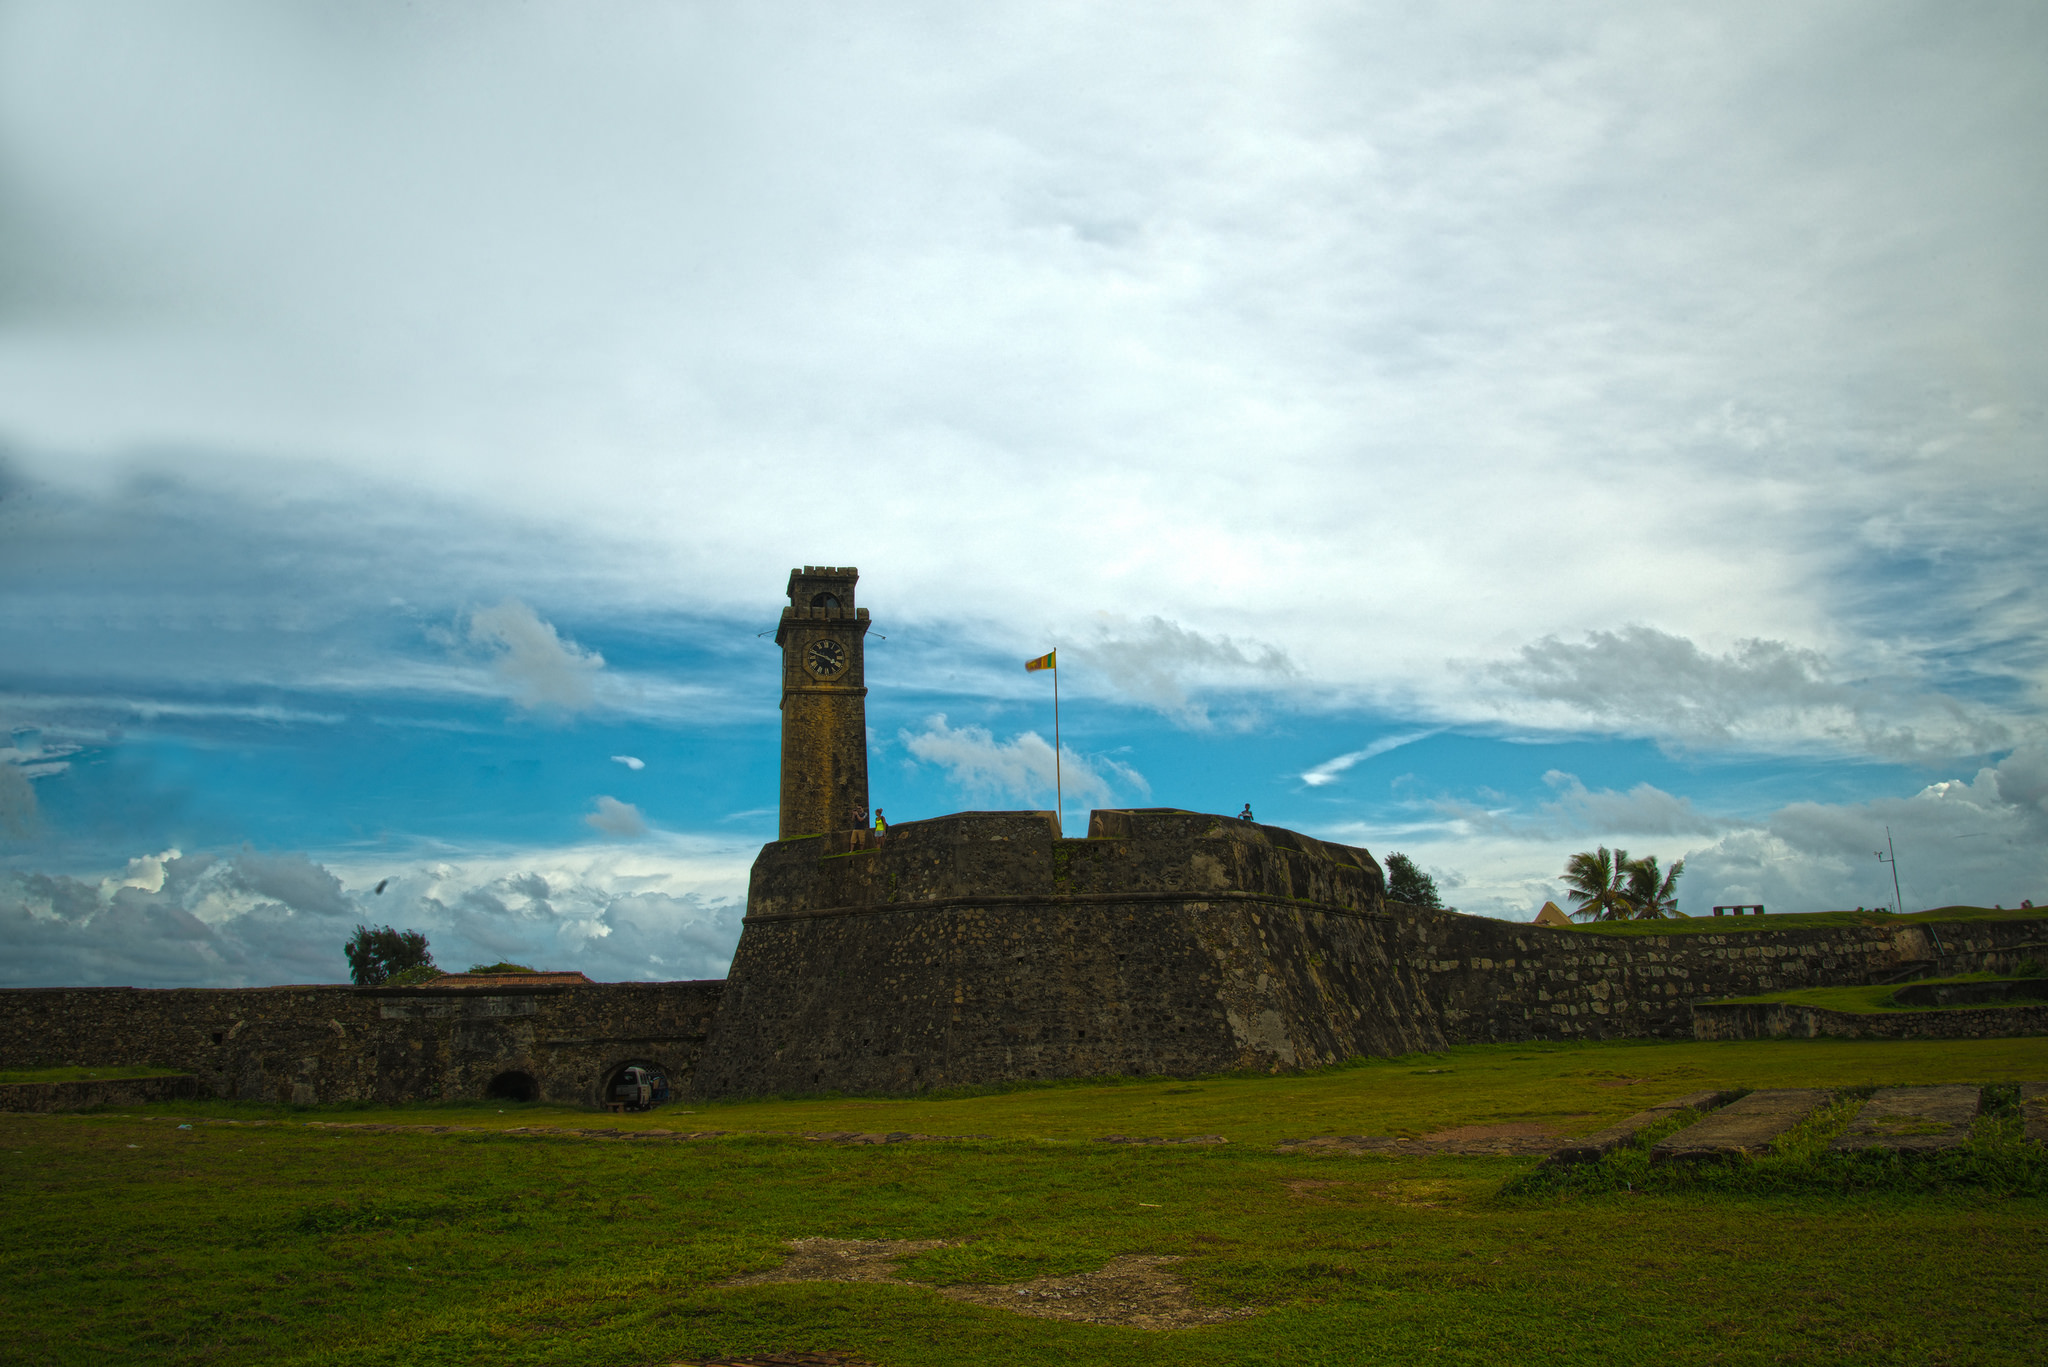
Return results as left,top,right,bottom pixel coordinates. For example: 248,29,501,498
1052,659,1063,834
1885,826,1904,915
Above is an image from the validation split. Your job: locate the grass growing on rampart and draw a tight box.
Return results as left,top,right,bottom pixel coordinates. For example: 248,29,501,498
5,1035,2045,1367
1562,903,2048,936
1703,973,2047,1014
0,1064,189,1086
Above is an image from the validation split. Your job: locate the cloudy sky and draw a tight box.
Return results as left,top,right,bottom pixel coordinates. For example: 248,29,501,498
3,1,2044,987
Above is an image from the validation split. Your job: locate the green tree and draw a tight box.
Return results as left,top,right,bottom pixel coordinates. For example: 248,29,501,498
1383,853,1445,909
1622,854,1685,919
343,924,435,986
1561,846,1631,921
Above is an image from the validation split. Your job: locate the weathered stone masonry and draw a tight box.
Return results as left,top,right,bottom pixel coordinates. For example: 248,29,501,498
688,807,2042,1097
0,976,723,1106
4,810,2040,1101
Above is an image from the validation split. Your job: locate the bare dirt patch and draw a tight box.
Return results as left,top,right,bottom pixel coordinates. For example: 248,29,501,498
722,1237,955,1286
671,1353,878,1367
1420,1122,1560,1143
1281,1179,1355,1202
1277,1123,1563,1157
720,1239,1251,1330
940,1254,1251,1329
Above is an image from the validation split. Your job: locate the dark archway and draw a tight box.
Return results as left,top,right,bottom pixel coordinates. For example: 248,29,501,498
601,1060,672,1111
485,1070,538,1102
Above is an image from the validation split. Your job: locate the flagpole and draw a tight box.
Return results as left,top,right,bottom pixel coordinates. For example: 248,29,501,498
1052,657,1062,834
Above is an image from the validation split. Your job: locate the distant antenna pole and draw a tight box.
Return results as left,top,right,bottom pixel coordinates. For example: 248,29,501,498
1876,826,1904,915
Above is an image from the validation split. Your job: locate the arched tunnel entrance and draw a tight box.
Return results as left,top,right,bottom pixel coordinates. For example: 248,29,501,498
601,1060,672,1112
485,1070,539,1103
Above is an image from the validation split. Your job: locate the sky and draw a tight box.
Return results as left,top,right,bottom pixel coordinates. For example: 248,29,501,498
3,0,2044,988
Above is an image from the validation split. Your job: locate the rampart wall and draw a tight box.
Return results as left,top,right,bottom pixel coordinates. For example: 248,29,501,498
690,809,2046,1097
0,978,724,1106
8,808,2042,1104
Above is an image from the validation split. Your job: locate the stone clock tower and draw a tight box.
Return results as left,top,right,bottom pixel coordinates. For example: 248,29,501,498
775,566,873,839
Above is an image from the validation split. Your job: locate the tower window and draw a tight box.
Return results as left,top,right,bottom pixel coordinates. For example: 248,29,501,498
811,593,840,609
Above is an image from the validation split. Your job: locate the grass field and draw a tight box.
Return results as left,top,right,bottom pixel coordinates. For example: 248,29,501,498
5,1036,2046,1366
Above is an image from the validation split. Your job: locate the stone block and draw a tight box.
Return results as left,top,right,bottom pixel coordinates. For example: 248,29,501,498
2022,1082,2048,1146
1544,1090,1739,1166
1651,1088,1831,1163
1830,1085,1979,1153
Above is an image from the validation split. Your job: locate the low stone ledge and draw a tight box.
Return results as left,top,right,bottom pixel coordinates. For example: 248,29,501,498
1692,1001,2048,1041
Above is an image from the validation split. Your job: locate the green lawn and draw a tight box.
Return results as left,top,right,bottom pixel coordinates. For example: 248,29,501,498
5,1036,2046,1367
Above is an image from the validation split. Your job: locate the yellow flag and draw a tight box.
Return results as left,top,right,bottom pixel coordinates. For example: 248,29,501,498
1025,650,1056,672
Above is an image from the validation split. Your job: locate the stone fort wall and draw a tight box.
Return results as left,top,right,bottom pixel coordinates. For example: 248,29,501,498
690,808,2046,1096
8,808,2042,1103
0,978,724,1106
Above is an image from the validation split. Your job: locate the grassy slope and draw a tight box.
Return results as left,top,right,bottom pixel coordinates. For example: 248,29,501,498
1562,904,2048,937
1708,974,2044,1014
5,1037,2047,1367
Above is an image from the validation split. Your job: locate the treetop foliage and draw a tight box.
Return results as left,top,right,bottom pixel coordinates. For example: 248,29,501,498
343,924,435,986
1562,846,1686,920
1383,852,1446,910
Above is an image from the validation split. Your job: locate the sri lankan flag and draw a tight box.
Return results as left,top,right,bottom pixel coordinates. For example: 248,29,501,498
1025,650,1056,672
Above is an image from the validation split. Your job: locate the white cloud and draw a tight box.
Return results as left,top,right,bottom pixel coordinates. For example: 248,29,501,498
584,795,647,838
1067,615,1296,727
467,599,605,711
1300,731,1438,787
1321,746,2048,922
1,837,751,987
611,754,645,770
1480,626,2023,762
0,1,2036,766
899,713,1148,817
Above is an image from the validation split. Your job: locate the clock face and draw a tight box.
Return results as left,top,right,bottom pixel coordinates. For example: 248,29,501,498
804,637,849,680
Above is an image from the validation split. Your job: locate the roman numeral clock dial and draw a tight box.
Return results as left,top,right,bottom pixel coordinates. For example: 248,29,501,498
805,638,848,679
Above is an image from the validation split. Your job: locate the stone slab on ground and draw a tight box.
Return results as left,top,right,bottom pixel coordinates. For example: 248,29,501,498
2023,1083,2048,1145
1830,1085,1979,1153
1098,1134,1227,1145
1544,1090,1740,1166
1277,1123,1562,1158
1651,1088,1831,1163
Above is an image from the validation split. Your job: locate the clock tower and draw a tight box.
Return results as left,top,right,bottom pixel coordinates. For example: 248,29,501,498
775,565,873,839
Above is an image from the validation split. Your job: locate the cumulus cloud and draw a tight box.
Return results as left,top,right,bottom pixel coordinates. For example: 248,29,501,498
1323,746,2048,923
467,599,604,711
585,795,648,838
899,714,1147,815
1068,616,1296,728
1,840,749,988
1685,748,2048,915
1300,731,1438,787
1484,626,2018,762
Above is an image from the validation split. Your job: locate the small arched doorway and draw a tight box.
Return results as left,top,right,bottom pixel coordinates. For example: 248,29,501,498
601,1060,672,1112
485,1070,539,1103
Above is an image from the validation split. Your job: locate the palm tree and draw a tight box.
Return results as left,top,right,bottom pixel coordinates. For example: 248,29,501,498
1561,846,1631,921
1622,854,1685,919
